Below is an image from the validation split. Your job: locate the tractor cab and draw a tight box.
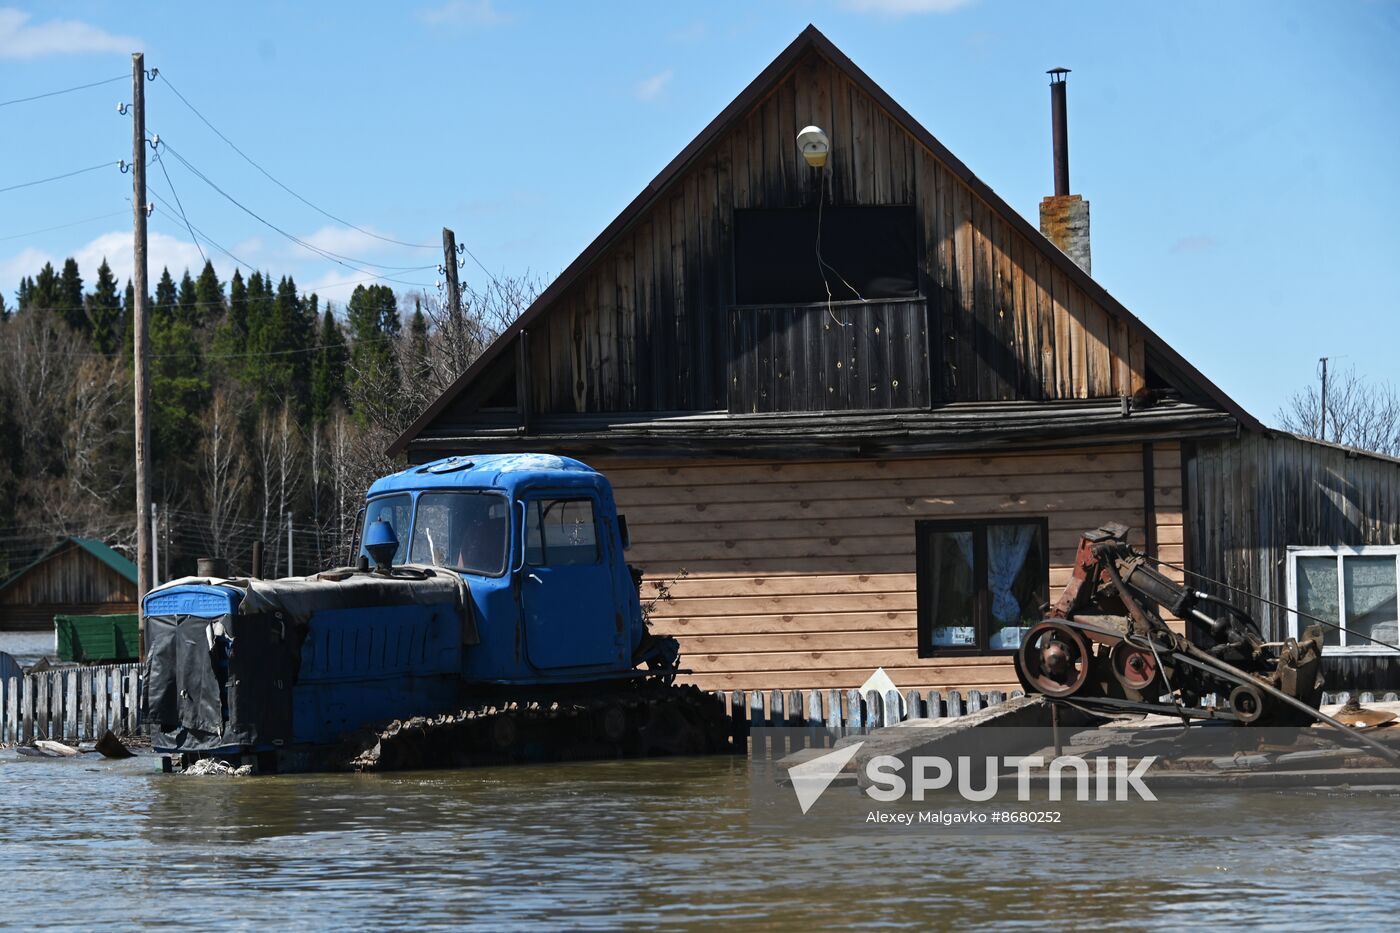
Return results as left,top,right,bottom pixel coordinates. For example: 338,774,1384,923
359,454,667,686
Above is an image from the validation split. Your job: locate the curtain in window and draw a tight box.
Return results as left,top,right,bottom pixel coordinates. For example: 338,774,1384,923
927,531,975,647
987,524,1036,649
1296,556,1340,647
1344,555,1398,644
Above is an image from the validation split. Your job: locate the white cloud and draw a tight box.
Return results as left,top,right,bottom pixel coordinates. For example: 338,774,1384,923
416,0,510,27
70,229,206,287
635,69,673,102
0,246,51,297
840,0,977,16
302,225,393,258
0,8,137,60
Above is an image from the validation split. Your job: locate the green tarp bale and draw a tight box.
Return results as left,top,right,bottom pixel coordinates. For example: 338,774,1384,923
54,614,139,663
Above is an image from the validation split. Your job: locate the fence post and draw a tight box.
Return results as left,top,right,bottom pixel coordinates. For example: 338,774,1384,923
845,689,862,732
968,689,983,713
98,668,111,736
8,675,19,744
22,675,35,743
806,690,822,730
82,668,94,740
947,690,964,718
36,673,50,740
826,689,844,733
125,667,137,734
865,690,883,729
1,675,9,744
905,690,924,720
111,669,126,735
65,671,78,741
729,691,747,753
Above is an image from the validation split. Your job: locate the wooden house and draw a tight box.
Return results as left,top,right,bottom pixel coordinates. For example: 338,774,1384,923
0,537,139,631
389,26,1400,693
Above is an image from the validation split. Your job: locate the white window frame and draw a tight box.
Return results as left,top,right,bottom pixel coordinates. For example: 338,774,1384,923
1285,545,1400,656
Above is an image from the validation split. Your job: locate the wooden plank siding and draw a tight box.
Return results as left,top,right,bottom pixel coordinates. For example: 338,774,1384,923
1186,433,1400,640
0,543,137,631
598,443,1182,693
516,51,1147,421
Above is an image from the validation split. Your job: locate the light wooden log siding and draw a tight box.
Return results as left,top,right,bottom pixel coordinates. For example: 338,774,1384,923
600,443,1182,693
523,51,1146,417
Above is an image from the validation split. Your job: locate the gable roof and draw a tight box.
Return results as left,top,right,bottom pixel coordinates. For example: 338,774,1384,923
389,24,1260,457
0,536,138,594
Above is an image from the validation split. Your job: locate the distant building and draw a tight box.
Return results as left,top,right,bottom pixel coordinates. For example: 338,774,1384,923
0,537,138,631
390,26,1400,693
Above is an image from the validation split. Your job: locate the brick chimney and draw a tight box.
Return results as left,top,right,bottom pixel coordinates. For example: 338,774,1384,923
1040,68,1091,275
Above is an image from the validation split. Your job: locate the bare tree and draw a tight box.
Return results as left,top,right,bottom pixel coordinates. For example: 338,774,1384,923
273,399,303,573
1277,365,1400,456
0,312,132,542
201,387,249,560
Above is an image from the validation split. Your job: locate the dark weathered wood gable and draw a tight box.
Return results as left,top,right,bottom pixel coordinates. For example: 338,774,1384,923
394,26,1255,458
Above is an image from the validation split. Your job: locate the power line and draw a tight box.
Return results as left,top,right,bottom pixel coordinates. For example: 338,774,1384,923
0,209,130,243
0,160,116,195
0,74,125,109
152,150,207,266
155,70,439,251
154,136,439,282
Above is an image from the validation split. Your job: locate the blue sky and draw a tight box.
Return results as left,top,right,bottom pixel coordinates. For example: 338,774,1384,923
1,1,1397,422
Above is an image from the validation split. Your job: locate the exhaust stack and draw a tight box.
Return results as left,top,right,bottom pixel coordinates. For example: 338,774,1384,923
1040,68,1091,275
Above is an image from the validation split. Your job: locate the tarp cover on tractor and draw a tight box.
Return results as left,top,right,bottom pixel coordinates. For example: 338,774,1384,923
142,567,476,752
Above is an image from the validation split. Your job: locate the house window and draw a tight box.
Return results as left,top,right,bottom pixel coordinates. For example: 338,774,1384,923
916,519,1048,657
732,205,920,305
1287,546,1400,653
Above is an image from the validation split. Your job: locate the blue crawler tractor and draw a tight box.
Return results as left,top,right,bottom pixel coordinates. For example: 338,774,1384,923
141,454,730,772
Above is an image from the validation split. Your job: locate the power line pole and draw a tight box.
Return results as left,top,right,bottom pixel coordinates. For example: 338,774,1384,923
131,52,152,653
150,503,159,587
1319,356,1329,442
442,227,465,374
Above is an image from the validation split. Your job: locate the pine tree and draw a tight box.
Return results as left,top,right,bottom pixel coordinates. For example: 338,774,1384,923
407,300,430,385
311,305,348,423
32,263,57,310
86,259,122,354
177,269,198,326
58,258,84,331
194,260,223,326
154,268,177,325
345,284,400,424
0,290,8,322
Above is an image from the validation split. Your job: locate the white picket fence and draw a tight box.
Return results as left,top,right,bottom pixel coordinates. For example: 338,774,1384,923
0,663,142,745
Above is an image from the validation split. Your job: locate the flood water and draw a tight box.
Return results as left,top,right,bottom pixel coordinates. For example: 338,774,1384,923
2,747,1397,931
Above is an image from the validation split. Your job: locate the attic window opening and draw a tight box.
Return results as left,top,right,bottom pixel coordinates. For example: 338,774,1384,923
733,206,920,306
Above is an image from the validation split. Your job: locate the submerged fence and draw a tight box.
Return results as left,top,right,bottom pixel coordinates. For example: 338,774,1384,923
0,663,142,745
714,687,1020,735
0,667,1394,749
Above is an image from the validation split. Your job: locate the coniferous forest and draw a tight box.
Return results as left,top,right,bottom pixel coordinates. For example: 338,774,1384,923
0,255,534,581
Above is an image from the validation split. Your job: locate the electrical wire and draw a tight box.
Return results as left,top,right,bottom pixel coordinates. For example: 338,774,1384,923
0,74,125,109
151,150,207,266
154,137,439,282
0,161,116,195
155,71,438,250
0,210,130,243
1141,553,1400,653
813,167,860,328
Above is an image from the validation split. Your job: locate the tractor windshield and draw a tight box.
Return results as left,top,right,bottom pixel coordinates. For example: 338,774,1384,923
408,491,510,576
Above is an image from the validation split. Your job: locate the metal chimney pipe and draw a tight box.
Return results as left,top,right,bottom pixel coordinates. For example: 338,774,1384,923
1048,68,1071,197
